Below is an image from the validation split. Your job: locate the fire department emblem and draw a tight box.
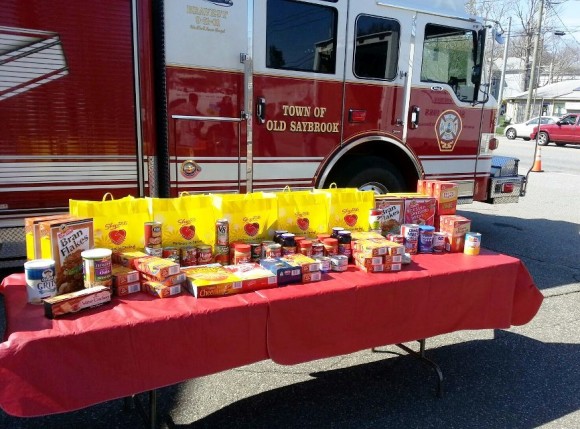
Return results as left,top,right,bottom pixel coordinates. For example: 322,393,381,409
435,110,463,152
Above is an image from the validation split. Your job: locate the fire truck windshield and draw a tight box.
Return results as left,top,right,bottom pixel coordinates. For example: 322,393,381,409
420,24,479,103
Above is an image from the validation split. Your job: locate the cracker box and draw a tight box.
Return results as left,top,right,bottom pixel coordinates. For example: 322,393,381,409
281,253,320,274
134,256,180,280
112,264,140,287
113,282,141,296
182,264,243,298
143,281,182,298
223,263,278,291
432,181,459,216
43,285,111,319
374,197,404,235
259,258,302,286
403,197,436,226
25,214,71,260
39,217,94,295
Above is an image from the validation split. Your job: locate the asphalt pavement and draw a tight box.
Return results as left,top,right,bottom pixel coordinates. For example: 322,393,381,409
1,137,579,428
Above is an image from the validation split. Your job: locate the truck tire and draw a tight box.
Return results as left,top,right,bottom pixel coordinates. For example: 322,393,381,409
337,157,405,194
538,131,550,146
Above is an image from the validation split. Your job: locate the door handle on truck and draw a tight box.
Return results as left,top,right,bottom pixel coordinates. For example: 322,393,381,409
410,105,420,129
256,97,266,124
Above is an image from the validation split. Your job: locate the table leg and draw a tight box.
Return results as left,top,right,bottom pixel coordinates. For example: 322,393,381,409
372,339,444,397
125,390,159,429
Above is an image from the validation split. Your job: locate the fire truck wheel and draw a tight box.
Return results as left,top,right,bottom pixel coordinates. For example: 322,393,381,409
341,158,404,194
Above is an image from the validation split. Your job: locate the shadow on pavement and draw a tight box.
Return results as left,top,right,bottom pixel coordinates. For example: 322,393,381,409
170,331,579,429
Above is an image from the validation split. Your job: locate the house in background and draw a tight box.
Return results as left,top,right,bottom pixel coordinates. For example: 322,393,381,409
504,79,580,124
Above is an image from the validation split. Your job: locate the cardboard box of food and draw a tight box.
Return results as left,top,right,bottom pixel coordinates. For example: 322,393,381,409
39,217,94,295
112,264,140,287
373,197,404,235
117,251,148,268
113,282,142,296
43,285,111,319
432,181,459,216
25,214,71,260
143,281,182,298
355,261,402,273
403,197,436,226
141,271,186,287
302,271,322,283
134,256,180,280
223,263,278,291
182,264,243,298
259,258,302,286
281,253,320,273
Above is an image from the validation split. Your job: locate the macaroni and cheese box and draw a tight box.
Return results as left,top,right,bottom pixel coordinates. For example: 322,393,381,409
112,264,140,287
113,282,141,296
143,281,182,298
182,264,243,298
134,256,180,280
281,253,320,273
223,263,278,291
141,271,186,287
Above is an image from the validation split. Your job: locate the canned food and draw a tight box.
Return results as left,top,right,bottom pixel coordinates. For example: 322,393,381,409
265,243,282,258
215,219,229,246
144,221,163,248
369,209,382,233
401,224,420,255
464,232,482,256
145,247,163,257
214,244,230,265
81,248,113,289
418,225,435,253
322,237,338,256
162,247,180,262
24,259,57,304
331,227,344,238
261,240,275,258
281,233,296,256
337,230,352,260
197,244,213,264
298,239,313,257
311,241,325,258
233,243,251,264
432,232,446,253
180,246,197,266
273,230,288,244
249,242,262,262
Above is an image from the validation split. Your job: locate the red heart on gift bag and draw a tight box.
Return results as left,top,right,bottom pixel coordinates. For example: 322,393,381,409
180,225,196,240
244,222,259,237
297,217,310,231
344,214,358,227
109,229,126,245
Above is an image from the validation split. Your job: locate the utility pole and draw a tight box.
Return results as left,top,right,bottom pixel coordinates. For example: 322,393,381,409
496,17,511,126
524,0,545,120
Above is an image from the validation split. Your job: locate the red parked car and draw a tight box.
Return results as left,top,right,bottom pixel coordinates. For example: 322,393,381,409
530,113,580,146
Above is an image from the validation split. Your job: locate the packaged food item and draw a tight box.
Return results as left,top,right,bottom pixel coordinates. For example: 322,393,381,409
464,232,482,256
180,246,198,266
143,281,182,298
118,250,148,268
134,256,180,280
400,224,420,255
432,181,459,216
113,282,141,296
259,258,302,286
223,263,277,291
82,248,113,289
24,259,57,304
25,214,71,260
439,215,471,253
215,218,229,246
403,197,436,226
182,264,243,298
281,253,320,274
355,262,402,273
112,264,140,286
314,256,331,273
322,237,338,256
39,217,94,295
373,197,404,235
196,244,213,264
432,232,446,253
144,221,163,249
232,243,251,264
418,225,435,254
141,271,186,287
43,286,111,319
302,271,322,283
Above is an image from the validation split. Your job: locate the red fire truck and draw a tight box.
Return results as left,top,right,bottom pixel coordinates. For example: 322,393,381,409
0,0,524,263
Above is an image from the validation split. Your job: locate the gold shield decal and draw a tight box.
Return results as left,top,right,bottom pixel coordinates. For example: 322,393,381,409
435,110,463,152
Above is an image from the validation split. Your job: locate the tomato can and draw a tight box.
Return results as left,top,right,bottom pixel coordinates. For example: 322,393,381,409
464,232,482,256
144,221,162,248
216,218,229,246
162,247,179,262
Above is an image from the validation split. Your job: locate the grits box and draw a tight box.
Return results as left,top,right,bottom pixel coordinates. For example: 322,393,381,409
259,258,302,286
43,285,111,319
40,217,94,295
373,196,404,235
182,264,243,298
223,263,278,291
134,256,180,280
113,282,141,296
112,264,140,287
143,281,182,298
432,181,459,216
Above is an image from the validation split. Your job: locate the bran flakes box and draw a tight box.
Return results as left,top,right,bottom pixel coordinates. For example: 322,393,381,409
374,196,404,235
39,217,94,295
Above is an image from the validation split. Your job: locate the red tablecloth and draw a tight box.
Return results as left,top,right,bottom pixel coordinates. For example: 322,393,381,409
0,250,543,417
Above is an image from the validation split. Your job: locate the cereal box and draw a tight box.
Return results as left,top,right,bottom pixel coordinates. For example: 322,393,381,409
439,215,471,253
182,264,243,298
403,197,436,226
40,217,94,295
374,197,404,235
134,256,180,280
25,214,71,260
223,263,278,291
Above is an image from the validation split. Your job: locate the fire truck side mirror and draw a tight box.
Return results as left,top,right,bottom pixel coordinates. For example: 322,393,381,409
256,97,266,124
410,106,420,129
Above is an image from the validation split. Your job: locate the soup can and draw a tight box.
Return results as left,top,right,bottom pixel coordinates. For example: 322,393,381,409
180,246,197,267
144,221,162,248
197,244,213,265
464,232,482,256
81,248,113,288
432,232,446,253
400,224,420,255
24,259,57,304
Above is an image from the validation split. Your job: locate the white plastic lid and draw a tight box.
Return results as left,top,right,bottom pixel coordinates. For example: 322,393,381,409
24,259,55,269
81,248,113,259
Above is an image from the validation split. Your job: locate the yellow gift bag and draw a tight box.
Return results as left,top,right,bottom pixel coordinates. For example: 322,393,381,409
314,186,374,232
275,189,329,238
149,194,216,247
69,193,151,252
212,192,277,243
